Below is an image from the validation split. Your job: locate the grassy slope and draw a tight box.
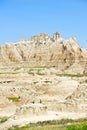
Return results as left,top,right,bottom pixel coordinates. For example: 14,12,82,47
8,118,87,130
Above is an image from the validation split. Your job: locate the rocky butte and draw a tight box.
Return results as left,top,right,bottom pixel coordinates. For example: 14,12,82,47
0,32,87,129
0,32,87,74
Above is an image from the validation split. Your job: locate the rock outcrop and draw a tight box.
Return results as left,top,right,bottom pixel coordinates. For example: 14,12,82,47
15,103,47,117
0,32,87,129
0,32,87,73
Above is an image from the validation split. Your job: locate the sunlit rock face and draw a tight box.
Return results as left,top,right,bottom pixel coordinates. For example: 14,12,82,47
0,33,87,129
0,32,87,73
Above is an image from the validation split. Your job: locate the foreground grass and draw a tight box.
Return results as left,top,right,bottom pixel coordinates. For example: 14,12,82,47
8,118,87,130
66,122,87,130
8,125,65,130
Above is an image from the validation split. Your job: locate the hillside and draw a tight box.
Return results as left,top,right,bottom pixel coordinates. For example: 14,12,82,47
0,33,87,129
0,32,87,74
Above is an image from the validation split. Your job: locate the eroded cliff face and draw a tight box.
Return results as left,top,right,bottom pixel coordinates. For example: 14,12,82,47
0,32,87,72
0,32,87,62
0,33,87,129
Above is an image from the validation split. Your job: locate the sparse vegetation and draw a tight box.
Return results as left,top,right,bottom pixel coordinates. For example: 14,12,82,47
44,80,52,83
0,117,8,123
8,125,65,130
57,74,87,77
7,96,20,102
63,73,83,77
33,66,49,69
0,72,18,74
7,118,87,130
36,72,45,76
33,81,38,84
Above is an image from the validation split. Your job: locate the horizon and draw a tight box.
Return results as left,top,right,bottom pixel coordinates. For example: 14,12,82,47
0,0,87,49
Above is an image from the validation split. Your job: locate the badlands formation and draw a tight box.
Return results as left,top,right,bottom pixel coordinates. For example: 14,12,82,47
0,32,87,129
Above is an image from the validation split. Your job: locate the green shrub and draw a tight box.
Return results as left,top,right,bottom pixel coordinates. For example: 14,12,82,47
44,80,52,83
36,72,45,76
33,81,38,84
0,117,8,123
7,96,20,102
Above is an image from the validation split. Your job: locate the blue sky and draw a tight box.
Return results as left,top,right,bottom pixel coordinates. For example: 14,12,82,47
0,0,87,49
